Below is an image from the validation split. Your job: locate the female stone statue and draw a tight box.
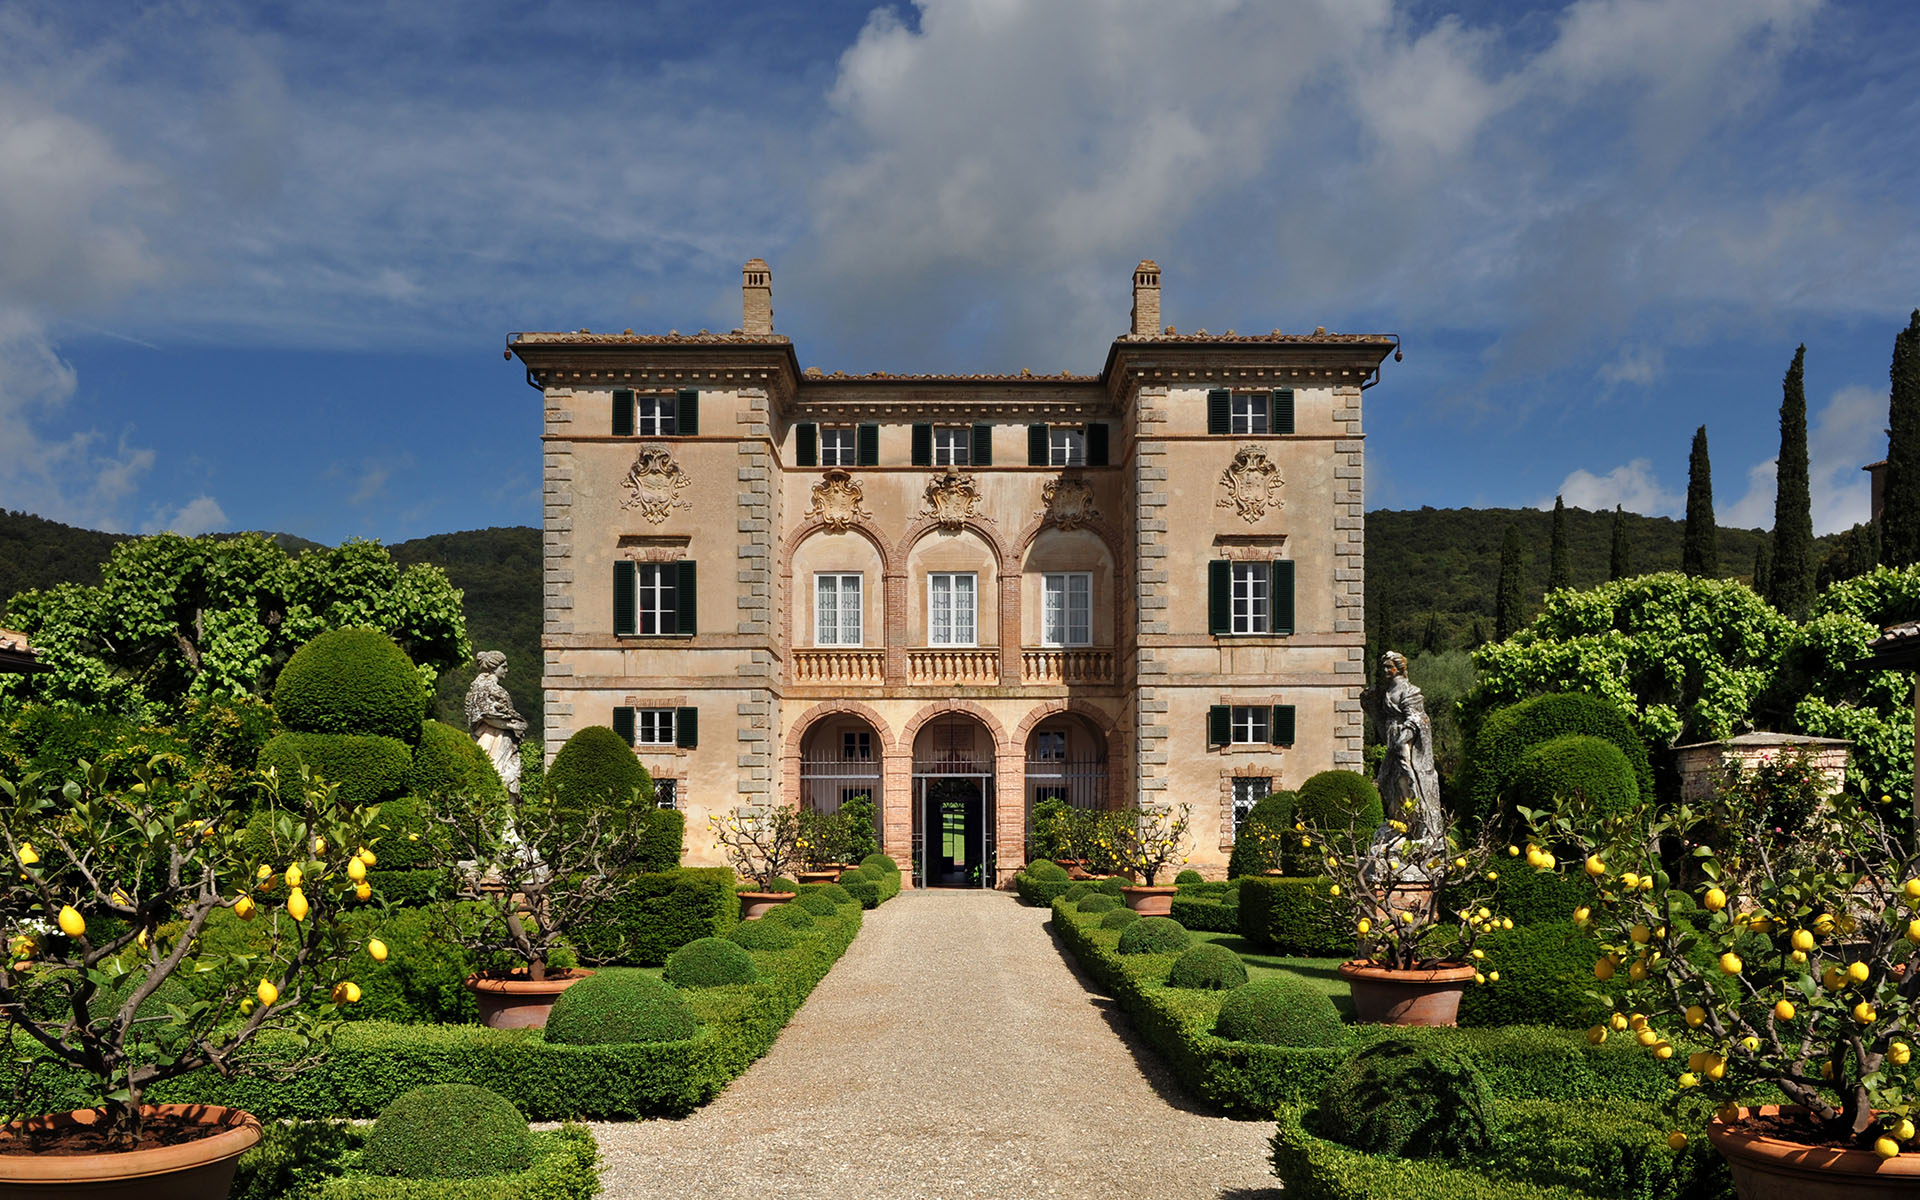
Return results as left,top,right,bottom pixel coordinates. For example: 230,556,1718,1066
465,650,527,797
1360,650,1446,885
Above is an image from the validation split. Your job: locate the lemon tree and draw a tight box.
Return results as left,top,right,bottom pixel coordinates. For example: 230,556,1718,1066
1109,803,1193,886
0,759,378,1147
1526,784,1920,1150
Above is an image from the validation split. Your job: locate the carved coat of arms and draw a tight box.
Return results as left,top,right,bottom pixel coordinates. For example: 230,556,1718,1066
1039,477,1099,530
1216,446,1284,523
804,469,873,532
620,444,693,524
919,469,985,530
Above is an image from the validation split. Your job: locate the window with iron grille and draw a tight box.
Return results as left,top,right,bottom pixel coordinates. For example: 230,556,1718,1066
1232,777,1272,829
654,778,679,810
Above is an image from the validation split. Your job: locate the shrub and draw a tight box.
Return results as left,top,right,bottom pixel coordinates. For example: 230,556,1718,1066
663,937,758,988
1215,975,1346,1047
544,725,652,833
1289,771,1384,870
1175,868,1205,885
1308,1039,1498,1161
727,919,797,951
763,877,799,893
1457,922,1606,1029
839,873,881,909
1077,894,1120,914
1464,693,1652,829
257,732,412,808
1025,859,1070,882
1100,908,1141,931
837,793,880,863
1116,916,1191,955
1169,897,1238,933
1238,876,1351,956
1505,735,1640,826
405,719,505,808
636,808,685,874
272,628,428,743
766,903,815,930
1227,790,1295,879
569,867,739,966
810,881,854,905
544,971,699,1046
1063,881,1097,901
1097,876,1128,897
861,852,898,873
1484,865,1593,929
794,892,841,916
1167,943,1249,991
362,1084,532,1179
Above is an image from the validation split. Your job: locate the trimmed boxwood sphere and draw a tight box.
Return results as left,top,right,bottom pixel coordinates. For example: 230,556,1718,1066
363,1084,531,1179
1293,770,1384,836
1077,894,1119,914
766,903,816,929
544,972,698,1046
1175,868,1205,886
545,726,651,828
1097,876,1128,897
272,628,428,743
861,853,897,873
663,937,758,987
1100,908,1141,931
1167,943,1249,991
1063,881,1097,902
1465,692,1651,828
810,881,854,904
1026,859,1070,882
795,891,841,916
407,719,505,806
728,919,797,951
1506,734,1640,823
1115,916,1191,955
1308,1039,1497,1160
258,731,412,808
1215,975,1346,1047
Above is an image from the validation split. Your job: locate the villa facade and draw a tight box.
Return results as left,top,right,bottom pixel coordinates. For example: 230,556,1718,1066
507,261,1396,885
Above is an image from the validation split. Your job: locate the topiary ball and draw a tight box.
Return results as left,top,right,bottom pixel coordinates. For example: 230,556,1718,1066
407,719,506,806
1077,894,1120,914
1167,943,1250,991
795,892,841,916
363,1084,531,1179
1293,770,1385,836
1227,789,1297,879
767,903,816,930
1026,859,1070,882
1506,734,1640,824
1100,908,1141,931
861,852,897,873
545,726,652,832
764,877,799,893
1307,1039,1498,1161
272,628,428,743
258,731,412,808
1215,975,1346,1047
544,972,699,1046
1175,868,1205,886
1097,876,1128,897
1464,692,1652,829
811,882,854,905
728,919,797,951
1115,916,1191,955
1063,881,1097,902
663,937,758,988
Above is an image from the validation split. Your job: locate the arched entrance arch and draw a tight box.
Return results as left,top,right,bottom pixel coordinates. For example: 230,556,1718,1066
796,710,886,827
1021,709,1112,862
911,711,999,889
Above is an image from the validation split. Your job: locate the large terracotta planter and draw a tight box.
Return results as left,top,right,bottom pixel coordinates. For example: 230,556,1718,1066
1337,960,1475,1026
1710,1105,1920,1199
465,968,593,1030
795,870,839,887
739,890,795,921
0,1104,262,1199
1119,885,1178,917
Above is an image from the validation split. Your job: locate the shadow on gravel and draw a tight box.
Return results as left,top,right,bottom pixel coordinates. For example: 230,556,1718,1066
1218,1188,1284,1199
1040,917,1224,1118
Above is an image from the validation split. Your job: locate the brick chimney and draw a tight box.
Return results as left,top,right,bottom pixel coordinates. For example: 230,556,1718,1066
1130,259,1160,337
742,258,773,335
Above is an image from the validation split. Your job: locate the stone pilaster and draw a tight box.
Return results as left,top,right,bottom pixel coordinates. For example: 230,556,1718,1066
1132,386,1172,803
542,387,576,760
735,389,778,807
1333,386,1365,770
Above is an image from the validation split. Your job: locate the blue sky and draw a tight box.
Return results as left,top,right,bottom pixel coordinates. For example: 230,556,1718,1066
1,0,1915,544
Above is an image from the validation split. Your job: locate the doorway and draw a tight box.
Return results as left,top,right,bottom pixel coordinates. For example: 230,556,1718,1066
911,715,996,889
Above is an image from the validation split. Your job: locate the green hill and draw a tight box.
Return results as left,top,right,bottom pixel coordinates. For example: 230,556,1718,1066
390,527,542,732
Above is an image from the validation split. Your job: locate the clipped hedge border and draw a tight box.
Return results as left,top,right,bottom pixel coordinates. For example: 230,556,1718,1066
1049,900,1672,1118
570,867,739,966
1269,1104,1600,1200
305,1126,598,1200
1236,876,1351,957
1169,896,1238,933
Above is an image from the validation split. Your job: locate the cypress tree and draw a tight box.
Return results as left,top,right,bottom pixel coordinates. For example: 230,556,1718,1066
1683,425,1719,577
1495,523,1524,641
1548,496,1571,591
1753,542,1772,600
1609,505,1632,580
1769,345,1816,619
1469,618,1487,649
1885,310,1920,567
1420,612,1441,655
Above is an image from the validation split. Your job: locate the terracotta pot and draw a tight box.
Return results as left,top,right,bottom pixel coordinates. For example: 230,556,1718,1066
795,870,839,887
464,968,593,1030
0,1104,261,1200
1710,1105,1920,1200
1119,885,1179,917
739,890,796,921
1337,960,1475,1026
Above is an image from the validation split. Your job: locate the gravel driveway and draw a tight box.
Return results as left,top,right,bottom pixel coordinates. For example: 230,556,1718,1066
589,889,1280,1199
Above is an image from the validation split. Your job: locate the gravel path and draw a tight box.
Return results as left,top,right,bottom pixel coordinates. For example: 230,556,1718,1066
588,889,1279,1199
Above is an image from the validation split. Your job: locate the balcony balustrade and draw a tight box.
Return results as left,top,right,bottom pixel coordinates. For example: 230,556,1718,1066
1020,648,1114,684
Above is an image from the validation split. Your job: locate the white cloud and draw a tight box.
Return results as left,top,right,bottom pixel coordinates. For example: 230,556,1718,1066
1541,458,1681,517
1722,458,1777,530
146,495,229,537
1720,382,1884,534
1597,344,1665,387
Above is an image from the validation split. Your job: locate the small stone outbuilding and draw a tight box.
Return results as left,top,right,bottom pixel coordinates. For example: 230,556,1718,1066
1671,731,1851,808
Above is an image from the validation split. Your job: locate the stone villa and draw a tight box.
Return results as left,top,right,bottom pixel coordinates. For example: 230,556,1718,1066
507,261,1397,885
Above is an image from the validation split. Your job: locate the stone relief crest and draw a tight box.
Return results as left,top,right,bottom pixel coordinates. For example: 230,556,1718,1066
804,469,874,532
1216,445,1284,523
620,444,693,524
919,469,987,530
1039,477,1100,530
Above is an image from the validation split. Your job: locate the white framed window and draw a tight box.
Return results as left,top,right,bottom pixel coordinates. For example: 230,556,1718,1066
637,564,678,636
1048,426,1086,467
928,572,978,645
635,708,677,746
636,393,678,436
1230,562,1270,635
1231,706,1270,745
1041,572,1092,646
654,778,679,810
1033,730,1067,761
933,426,972,466
815,573,863,646
842,731,871,760
1232,776,1272,829
820,426,858,467
1230,392,1269,436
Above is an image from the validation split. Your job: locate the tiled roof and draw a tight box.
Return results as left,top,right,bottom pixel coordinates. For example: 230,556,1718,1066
1118,331,1396,345
510,331,791,346
799,369,1097,383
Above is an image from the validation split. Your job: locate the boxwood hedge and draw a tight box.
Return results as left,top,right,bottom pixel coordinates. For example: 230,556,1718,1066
1236,877,1351,957
237,1123,600,1200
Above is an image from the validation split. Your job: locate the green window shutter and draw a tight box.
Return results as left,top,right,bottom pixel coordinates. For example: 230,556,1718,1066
1270,560,1295,635
972,423,993,467
1271,705,1296,747
911,424,933,466
613,561,636,636
612,389,634,437
856,423,880,466
1028,423,1048,465
673,561,698,636
1272,388,1295,435
1208,705,1231,748
795,423,818,467
612,706,635,745
1208,560,1232,636
675,707,699,749
1207,388,1231,435
676,389,699,435
1085,422,1109,467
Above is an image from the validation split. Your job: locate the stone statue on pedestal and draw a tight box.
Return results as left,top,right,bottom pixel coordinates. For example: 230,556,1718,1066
1360,650,1446,887
465,650,527,798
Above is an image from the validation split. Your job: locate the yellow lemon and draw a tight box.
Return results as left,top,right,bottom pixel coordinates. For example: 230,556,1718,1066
1775,999,1796,1021
257,979,279,1007
1585,855,1607,878
1854,1001,1877,1025
1573,906,1591,925
1454,856,1467,870
233,895,256,921
354,882,371,902
1906,879,1920,901
1477,907,1492,920
1587,1025,1608,1045
1621,872,1641,889
331,981,361,1004
257,864,273,881
1667,1132,1688,1151
1877,1137,1901,1160
16,843,38,867
358,848,376,867
312,836,326,855
1610,1013,1630,1031
1687,1051,1707,1072
1488,971,1500,982
346,857,367,882
1399,911,1415,924
1900,1119,1916,1141
1719,952,1743,976
1848,961,1871,984
1791,929,1815,952
1631,924,1652,944
1638,876,1654,892
1486,870,1498,881
1629,1013,1649,1031
1653,1043,1674,1060
1678,1072,1698,1088
286,887,310,922
1906,918,1920,945
1891,1042,1912,1066
1328,884,1340,898
284,864,302,888
56,905,85,937
1628,960,1649,983
1814,913,1836,935
1356,918,1372,934
1740,1036,1760,1052
1718,1105,1742,1125
1595,956,1617,981
1791,950,1808,964
1637,1029,1661,1047
1685,1005,1706,1027
1704,1055,1727,1081
1471,948,1485,960
1703,886,1726,911
1474,972,1486,984
368,938,389,963
1824,967,1847,991
1508,845,1520,857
